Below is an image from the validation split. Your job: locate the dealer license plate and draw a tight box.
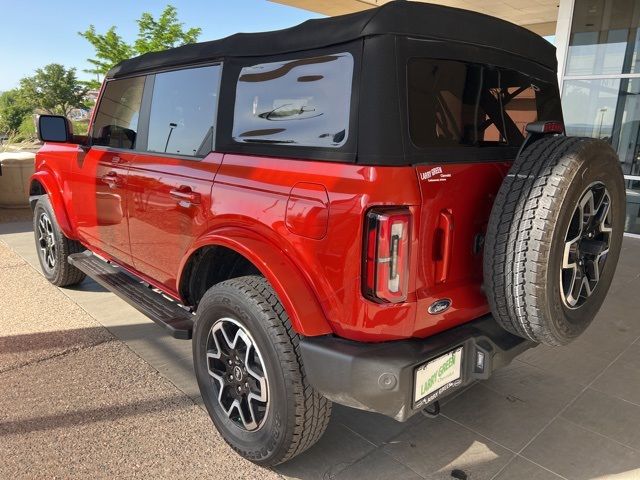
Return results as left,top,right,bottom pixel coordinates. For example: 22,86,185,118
414,347,463,405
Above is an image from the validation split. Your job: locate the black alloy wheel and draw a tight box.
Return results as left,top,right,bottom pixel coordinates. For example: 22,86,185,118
561,182,612,309
206,317,269,431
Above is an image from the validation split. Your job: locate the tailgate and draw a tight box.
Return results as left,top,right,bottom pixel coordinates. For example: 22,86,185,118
413,162,511,337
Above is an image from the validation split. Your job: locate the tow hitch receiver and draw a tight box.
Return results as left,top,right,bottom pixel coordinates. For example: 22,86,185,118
421,401,441,418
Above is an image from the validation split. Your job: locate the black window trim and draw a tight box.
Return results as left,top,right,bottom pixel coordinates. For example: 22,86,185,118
88,73,147,152
89,61,223,161
398,37,561,164
215,40,362,163
406,58,531,150
230,52,354,150
135,74,155,152
142,63,223,161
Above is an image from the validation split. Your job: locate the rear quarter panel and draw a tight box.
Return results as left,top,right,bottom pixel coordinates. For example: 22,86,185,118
212,154,422,341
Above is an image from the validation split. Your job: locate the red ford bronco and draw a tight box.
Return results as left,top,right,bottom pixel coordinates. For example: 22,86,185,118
31,1,625,466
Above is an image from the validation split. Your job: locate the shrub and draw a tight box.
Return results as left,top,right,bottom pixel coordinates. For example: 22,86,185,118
18,115,37,141
72,120,89,136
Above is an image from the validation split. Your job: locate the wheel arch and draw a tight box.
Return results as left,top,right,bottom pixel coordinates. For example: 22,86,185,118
29,171,75,238
178,227,333,337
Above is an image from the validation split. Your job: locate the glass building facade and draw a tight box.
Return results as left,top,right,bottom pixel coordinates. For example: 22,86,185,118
561,0,640,234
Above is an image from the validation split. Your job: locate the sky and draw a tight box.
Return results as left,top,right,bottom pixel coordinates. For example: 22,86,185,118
0,0,323,92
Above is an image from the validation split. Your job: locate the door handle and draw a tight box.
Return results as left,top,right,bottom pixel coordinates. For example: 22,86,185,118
169,186,201,206
434,209,454,284
101,172,121,189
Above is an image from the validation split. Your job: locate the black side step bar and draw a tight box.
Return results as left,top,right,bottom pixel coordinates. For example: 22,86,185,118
68,251,194,339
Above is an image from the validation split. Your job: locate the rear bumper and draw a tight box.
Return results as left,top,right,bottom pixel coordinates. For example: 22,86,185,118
299,315,535,422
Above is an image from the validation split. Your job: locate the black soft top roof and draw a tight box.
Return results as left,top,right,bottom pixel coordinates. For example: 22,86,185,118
107,1,556,79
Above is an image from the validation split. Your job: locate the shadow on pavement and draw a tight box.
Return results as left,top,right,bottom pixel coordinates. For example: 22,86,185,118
0,220,33,235
0,322,195,379
1,318,639,480
0,393,193,437
0,323,503,479
2,211,640,479
66,279,109,293
0,328,113,355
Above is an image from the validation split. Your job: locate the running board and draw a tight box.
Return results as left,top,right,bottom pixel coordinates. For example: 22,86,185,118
68,251,194,339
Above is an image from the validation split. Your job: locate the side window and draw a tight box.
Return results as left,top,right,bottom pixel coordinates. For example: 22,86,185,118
232,53,354,148
147,65,221,157
92,76,145,150
408,58,545,148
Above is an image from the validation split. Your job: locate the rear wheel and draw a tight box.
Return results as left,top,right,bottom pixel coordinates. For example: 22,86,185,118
33,196,86,287
484,136,625,346
193,275,331,466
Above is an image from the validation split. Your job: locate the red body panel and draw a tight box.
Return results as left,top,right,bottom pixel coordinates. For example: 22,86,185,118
210,154,423,341
31,169,74,239
33,142,509,342
126,152,222,291
413,163,511,337
73,147,136,265
183,228,333,337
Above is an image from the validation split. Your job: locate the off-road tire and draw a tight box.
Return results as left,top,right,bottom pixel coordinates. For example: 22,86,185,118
484,136,625,346
193,275,332,466
33,196,86,287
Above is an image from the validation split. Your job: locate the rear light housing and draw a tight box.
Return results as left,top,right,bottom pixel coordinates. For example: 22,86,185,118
363,208,411,303
525,120,565,135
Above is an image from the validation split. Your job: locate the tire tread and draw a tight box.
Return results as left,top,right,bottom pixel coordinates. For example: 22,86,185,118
200,275,331,465
485,136,586,345
34,196,86,287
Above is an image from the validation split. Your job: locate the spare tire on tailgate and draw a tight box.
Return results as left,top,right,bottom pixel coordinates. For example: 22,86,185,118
484,136,625,346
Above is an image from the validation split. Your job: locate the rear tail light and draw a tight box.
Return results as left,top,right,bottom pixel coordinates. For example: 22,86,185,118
525,120,565,135
363,208,411,303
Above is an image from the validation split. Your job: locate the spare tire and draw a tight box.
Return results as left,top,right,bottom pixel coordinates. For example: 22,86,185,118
484,136,625,346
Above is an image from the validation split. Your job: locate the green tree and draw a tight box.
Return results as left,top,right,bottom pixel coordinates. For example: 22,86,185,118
18,114,37,141
78,26,134,88
19,64,88,117
0,89,33,135
134,5,201,55
80,5,201,88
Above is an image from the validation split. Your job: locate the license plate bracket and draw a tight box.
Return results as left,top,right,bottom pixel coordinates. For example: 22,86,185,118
413,346,464,407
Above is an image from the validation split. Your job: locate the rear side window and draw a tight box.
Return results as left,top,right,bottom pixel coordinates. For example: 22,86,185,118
408,58,554,149
232,53,353,148
147,65,221,157
92,76,145,150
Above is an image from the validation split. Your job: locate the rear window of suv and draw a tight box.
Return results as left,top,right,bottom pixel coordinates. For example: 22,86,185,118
408,58,556,149
232,53,353,148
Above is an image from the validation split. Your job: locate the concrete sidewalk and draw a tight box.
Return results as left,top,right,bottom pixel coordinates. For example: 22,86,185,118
2,207,640,479
0,211,280,480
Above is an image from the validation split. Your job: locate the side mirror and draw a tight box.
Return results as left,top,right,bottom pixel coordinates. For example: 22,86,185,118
38,115,72,143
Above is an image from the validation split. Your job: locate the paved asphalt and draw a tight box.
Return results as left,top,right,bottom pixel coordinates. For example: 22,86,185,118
1,207,640,480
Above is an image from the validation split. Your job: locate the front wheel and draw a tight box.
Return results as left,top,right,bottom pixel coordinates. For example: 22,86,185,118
33,196,86,287
192,275,331,466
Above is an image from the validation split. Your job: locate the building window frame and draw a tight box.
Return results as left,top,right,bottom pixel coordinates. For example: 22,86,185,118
556,0,640,236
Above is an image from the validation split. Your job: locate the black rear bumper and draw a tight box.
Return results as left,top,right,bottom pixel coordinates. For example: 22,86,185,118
299,315,535,422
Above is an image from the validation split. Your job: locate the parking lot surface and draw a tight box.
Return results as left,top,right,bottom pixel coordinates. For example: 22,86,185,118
1,207,640,480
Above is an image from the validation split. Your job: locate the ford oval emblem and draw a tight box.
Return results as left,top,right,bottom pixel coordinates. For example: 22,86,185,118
428,299,452,315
